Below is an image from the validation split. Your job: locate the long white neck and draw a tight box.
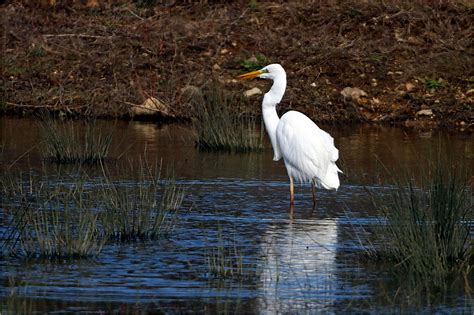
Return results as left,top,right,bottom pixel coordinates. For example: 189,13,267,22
262,74,286,160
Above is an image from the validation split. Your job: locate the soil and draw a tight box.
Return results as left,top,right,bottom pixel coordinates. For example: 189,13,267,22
1,1,473,130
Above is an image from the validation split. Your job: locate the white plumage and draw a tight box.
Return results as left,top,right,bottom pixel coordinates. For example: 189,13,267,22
276,111,341,189
238,63,341,205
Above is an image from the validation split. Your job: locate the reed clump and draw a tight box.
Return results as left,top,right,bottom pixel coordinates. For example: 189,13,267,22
190,82,264,153
1,172,105,259
40,114,114,164
1,161,186,259
207,243,245,279
366,158,473,287
99,162,185,242
206,227,259,280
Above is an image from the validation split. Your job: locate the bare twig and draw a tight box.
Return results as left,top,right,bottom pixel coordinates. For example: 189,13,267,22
42,34,117,39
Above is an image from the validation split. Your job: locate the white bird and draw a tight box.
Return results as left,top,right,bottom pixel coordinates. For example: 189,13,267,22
238,64,341,206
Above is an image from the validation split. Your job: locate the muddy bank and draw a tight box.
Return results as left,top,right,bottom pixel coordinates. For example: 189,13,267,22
1,1,473,129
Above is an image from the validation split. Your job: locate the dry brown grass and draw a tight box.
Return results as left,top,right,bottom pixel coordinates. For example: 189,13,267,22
1,1,473,127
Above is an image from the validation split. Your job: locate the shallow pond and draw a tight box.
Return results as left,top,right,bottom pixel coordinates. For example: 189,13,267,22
1,117,473,314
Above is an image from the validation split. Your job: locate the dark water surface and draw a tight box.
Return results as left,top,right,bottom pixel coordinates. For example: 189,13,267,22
1,117,473,314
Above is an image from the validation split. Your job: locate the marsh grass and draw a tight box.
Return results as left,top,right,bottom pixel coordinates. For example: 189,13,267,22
1,172,105,259
40,113,114,164
206,227,258,280
190,82,264,153
1,160,185,258
2,277,36,315
207,242,245,279
99,160,185,242
365,157,472,288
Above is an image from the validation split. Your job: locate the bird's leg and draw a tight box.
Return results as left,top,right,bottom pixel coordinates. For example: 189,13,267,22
289,176,294,206
312,183,317,208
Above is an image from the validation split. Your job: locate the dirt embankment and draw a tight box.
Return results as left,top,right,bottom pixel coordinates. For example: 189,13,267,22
1,1,473,129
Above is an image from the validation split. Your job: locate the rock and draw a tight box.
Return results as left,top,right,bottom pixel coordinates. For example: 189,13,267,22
86,0,98,7
416,109,433,117
130,97,172,117
310,82,317,87
220,48,229,55
202,50,213,57
394,29,404,42
407,36,423,45
243,87,262,97
340,87,368,103
212,64,221,71
405,83,415,92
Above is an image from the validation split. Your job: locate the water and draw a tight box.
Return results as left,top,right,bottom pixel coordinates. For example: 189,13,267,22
1,117,473,313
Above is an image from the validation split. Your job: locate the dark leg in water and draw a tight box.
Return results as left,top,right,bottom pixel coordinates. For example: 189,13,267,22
289,176,295,217
312,183,317,208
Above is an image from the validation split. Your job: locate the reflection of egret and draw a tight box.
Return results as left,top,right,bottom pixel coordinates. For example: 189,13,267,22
238,64,341,206
259,219,339,313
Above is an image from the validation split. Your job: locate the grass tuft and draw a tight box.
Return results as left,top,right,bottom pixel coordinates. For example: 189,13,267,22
190,82,264,153
40,113,114,164
99,161,185,242
205,226,258,280
424,78,444,91
1,172,105,259
1,161,186,259
366,156,472,288
240,53,268,71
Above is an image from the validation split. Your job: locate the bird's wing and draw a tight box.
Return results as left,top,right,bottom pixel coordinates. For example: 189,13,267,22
276,111,339,182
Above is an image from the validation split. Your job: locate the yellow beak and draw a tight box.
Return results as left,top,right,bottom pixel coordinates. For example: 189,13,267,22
237,69,263,80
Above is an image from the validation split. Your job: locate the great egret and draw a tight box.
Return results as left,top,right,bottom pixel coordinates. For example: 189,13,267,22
238,64,341,206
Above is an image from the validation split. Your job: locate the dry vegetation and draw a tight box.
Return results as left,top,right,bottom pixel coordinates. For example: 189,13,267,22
1,0,473,128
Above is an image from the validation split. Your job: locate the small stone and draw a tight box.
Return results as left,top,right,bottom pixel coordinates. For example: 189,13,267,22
247,55,258,64
220,48,229,55
407,36,423,45
310,82,317,87
130,97,172,117
387,71,394,75
212,64,221,71
405,83,415,92
372,97,380,104
243,87,262,97
341,87,368,103
416,109,433,117
203,50,213,57
231,42,237,47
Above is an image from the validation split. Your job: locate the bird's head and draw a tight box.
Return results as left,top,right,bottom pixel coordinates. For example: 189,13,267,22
237,64,285,81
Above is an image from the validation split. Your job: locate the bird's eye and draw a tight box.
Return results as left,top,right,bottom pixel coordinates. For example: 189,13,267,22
261,68,269,73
